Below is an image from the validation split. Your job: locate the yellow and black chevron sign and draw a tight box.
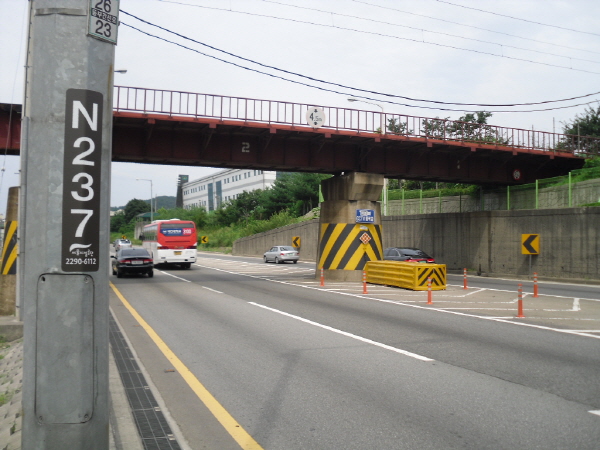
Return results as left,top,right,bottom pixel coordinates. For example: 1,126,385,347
318,223,382,270
416,265,446,287
1,220,18,275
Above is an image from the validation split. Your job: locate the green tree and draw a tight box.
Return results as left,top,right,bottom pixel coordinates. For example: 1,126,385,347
154,206,208,228
110,212,126,233
386,118,413,135
561,104,600,155
421,116,450,139
449,111,509,144
563,104,600,137
386,179,401,190
123,198,150,223
285,173,330,216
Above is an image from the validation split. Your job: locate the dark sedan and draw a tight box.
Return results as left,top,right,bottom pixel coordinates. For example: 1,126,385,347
383,247,435,263
112,248,154,278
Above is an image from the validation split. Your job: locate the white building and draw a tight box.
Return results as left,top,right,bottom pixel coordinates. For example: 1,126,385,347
182,168,277,211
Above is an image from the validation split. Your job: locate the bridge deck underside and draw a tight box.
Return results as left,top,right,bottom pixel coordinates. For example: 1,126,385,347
0,107,584,185
111,113,583,185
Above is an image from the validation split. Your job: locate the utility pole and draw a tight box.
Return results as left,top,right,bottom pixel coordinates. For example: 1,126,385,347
21,1,117,449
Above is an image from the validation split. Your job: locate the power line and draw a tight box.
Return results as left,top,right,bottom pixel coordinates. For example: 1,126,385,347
120,20,600,114
436,0,600,38
121,10,600,109
259,0,600,64
153,1,600,76
352,0,600,56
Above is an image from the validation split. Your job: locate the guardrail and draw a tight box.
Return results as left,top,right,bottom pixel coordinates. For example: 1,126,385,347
114,86,600,156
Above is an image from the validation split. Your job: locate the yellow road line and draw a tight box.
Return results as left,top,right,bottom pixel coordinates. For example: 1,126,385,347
109,282,264,450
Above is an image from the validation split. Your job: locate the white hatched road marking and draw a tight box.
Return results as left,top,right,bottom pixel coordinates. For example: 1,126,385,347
189,257,600,340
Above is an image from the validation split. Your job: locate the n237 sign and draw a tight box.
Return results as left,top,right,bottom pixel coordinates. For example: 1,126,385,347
62,89,103,272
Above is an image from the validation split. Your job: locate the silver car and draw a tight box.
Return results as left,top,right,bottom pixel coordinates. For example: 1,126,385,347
114,239,132,251
264,246,299,264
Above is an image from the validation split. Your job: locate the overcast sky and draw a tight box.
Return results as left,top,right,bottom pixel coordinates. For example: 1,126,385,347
1,0,599,216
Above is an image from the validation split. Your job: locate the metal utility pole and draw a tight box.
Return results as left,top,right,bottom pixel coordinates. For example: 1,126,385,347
20,1,118,448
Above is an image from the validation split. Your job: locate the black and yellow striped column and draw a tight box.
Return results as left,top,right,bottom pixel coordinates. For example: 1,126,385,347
319,223,382,270
0,186,18,315
0,219,17,275
318,172,384,281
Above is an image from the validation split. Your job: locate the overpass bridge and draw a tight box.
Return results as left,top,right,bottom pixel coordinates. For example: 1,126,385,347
2,86,598,185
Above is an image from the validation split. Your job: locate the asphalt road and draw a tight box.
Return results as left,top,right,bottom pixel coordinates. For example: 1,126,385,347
110,254,600,450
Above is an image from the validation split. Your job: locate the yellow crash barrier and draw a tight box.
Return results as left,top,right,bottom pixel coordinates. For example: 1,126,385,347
365,261,446,291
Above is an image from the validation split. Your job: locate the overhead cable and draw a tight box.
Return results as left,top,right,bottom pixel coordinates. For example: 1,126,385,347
120,21,600,114
121,10,600,109
352,0,600,56
153,1,600,77
435,0,600,38
260,0,600,64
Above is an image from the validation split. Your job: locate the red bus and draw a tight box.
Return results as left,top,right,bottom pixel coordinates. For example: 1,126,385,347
142,219,197,268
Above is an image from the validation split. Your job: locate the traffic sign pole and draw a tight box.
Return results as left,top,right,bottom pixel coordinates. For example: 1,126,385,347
21,1,116,448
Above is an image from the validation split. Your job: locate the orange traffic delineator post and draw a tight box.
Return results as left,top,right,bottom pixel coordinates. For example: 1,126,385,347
533,272,539,298
362,270,368,294
320,267,325,287
427,277,433,304
517,283,525,318
463,268,468,290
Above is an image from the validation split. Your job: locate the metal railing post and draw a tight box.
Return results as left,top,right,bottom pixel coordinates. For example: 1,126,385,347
105,86,600,153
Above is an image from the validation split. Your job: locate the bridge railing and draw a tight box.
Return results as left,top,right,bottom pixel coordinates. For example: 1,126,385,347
114,86,600,156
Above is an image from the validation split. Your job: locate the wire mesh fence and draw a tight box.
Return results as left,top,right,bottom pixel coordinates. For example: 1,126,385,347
385,166,600,216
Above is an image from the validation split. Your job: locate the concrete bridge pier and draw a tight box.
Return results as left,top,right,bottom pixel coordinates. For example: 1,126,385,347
0,187,19,316
318,172,384,282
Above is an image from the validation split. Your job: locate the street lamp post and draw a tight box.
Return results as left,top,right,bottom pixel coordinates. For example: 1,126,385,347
347,98,385,135
136,178,153,222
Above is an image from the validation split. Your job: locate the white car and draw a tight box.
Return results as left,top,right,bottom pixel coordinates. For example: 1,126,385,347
264,246,299,264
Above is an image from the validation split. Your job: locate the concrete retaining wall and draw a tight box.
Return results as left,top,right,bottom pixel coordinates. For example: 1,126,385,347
233,220,320,261
232,207,600,281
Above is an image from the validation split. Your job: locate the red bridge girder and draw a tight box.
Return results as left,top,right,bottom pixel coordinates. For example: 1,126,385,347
111,111,583,185
1,92,590,185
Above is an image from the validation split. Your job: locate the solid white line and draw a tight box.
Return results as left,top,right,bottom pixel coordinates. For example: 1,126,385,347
559,330,600,333
589,410,600,417
437,308,523,311
249,302,434,362
158,270,191,282
193,264,600,340
202,286,223,294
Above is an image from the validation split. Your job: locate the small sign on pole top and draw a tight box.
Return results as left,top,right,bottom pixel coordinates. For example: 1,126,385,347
88,0,120,44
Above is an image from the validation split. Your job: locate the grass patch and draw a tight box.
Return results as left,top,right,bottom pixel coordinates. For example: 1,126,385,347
0,389,14,407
